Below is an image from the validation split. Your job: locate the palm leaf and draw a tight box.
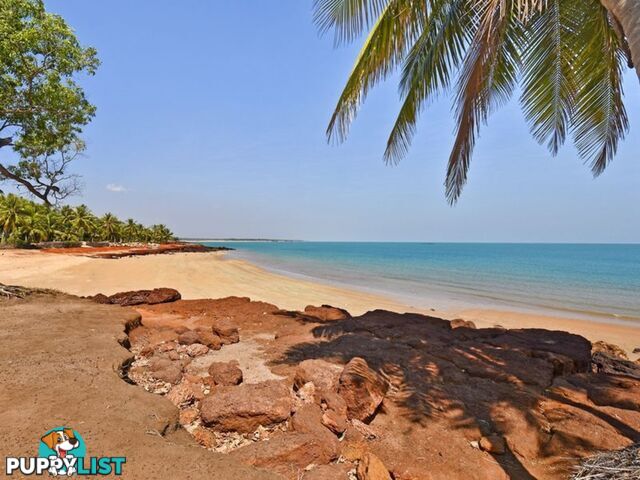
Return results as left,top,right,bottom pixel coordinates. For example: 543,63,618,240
313,0,391,45
520,0,580,154
571,0,628,175
384,0,472,164
323,0,427,143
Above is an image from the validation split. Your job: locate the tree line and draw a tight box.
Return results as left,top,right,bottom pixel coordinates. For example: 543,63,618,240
0,194,174,246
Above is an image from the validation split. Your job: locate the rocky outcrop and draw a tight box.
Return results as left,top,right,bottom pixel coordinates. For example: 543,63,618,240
338,357,388,422
592,351,640,379
92,288,181,306
294,359,343,392
200,380,293,432
356,453,392,480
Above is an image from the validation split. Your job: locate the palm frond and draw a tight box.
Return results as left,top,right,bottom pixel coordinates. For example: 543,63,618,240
446,0,522,203
313,0,391,45
520,0,579,154
384,0,471,164
325,0,427,143
571,0,628,176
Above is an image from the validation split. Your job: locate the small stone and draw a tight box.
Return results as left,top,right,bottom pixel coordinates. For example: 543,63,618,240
186,343,209,357
208,361,243,386
179,407,199,426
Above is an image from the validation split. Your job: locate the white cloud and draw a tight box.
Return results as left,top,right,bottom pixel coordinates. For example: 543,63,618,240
106,183,127,193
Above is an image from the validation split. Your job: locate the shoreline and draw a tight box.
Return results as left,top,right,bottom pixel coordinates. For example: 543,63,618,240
1,248,639,356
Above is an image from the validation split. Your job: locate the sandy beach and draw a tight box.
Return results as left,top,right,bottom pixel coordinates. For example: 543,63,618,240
1,248,638,356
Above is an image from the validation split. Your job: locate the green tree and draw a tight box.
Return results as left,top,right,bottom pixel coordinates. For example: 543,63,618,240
99,213,122,242
0,0,98,204
0,193,26,241
316,0,635,202
70,204,96,241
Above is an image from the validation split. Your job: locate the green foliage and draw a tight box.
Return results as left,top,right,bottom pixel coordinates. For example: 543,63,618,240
0,0,98,202
315,0,631,203
0,193,175,245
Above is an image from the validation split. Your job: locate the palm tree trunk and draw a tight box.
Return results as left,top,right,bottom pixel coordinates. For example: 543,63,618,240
601,0,640,80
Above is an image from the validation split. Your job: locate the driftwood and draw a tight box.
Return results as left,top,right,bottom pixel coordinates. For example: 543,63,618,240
572,443,640,479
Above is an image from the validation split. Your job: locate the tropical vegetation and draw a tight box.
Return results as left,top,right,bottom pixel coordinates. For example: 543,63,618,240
0,0,98,204
0,194,174,245
315,0,638,203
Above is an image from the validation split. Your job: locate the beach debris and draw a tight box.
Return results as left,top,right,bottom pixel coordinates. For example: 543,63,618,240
91,287,181,306
208,361,243,386
200,380,293,433
338,357,389,422
572,443,640,479
356,452,392,480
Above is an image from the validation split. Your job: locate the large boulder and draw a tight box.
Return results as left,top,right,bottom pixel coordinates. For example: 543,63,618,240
304,305,351,322
92,288,181,306
294,359,343,392
200,380,293,432
338,357,388,422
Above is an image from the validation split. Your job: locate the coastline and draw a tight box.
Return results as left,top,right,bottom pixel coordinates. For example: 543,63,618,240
1,248,639,356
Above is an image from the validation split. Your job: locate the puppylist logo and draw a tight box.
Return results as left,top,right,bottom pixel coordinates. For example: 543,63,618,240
5,427,126,476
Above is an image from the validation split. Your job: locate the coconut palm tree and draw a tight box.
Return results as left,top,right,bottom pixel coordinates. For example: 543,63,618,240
0,194,27,242
70,204,96,241
122,219,139,242
99,213,122,242
315,0,635,203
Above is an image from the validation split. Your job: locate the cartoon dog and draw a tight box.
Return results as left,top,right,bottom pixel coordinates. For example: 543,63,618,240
40,429,79,476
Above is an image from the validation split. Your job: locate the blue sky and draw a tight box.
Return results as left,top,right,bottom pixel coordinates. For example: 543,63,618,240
42,1,640,242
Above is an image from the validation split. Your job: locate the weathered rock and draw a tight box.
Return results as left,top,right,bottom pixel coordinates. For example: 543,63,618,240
200,380,292,432
179,406,199,426
192,427,217,449
356,453,392,480
319,391,348,435
186,343,209,357
166,381,200,406
291,404,340,453
197,328,223,350
229,432,338,477
295,381,317,406
338,357,388,422
177,330,201,345
450,318,477,329
211,319,240,344
304,305,351,322
479,435,506,455
93,288,181,306
593,340,628,359
152,363,183,385
592,351,640,379
294,359,343,392
208,361,243,386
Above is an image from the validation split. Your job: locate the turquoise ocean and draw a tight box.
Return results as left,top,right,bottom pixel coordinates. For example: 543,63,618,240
202,242,640,324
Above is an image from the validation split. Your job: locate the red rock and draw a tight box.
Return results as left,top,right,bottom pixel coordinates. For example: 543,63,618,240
177,330,201,345
592,352,640,379
229,432,338,477
200,380,293,432
211,319,239,345
179,407,199,426
196,328,223,350
295,381,317,405
94,288,181,306
192,427,217,449
304,305,351,322
294,359,343,392
166,382,198,406
338,357,388,422
208,361,243,386
479,435,506,454
356,453,392,480
291,404,340,453
319,391,348,435
152,364,183,385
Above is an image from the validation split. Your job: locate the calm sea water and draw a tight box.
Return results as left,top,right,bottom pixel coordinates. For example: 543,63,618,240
202,242,640,323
